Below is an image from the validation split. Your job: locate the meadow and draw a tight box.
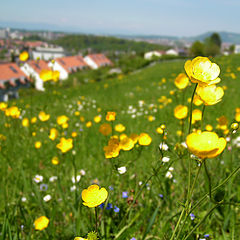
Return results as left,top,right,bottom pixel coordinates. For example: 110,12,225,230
1,54,240,240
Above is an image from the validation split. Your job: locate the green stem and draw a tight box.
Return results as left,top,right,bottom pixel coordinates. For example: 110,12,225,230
201,105,206,131
95,207,98,233
188,83,198,134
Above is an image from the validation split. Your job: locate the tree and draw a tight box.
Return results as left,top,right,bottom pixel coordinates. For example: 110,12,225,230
190,41,204,57
209,33,222,48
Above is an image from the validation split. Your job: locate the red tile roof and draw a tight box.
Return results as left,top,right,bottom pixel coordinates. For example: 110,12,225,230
27,60,51,74
0,40,4,46
0,63,26,81
24,41,44,48
87,54,112,67
0,63,28,89
56,56,88,73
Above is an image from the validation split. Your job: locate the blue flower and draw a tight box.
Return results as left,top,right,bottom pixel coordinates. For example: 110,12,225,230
189,213,195,220
109,186,114,190
99,203,105,209
114,206,120,213
39,184,48,191
130,238,136,240
106,203,113,210
122,191,128,198
204,234,210,238
158,194,163,198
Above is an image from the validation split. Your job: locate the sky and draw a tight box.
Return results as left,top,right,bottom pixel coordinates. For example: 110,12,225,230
0,0,240,36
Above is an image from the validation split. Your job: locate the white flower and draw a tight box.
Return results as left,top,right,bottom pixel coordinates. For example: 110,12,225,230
162,156,170,163
21,197,27,202
118,166,127,174
43,194,51,202
72,175,81,183
33,175,43,183
72,150,76,155
70,185,76,191
181,142,187,148
49,176,58,182
139,181,143,186
79,169,86,176
169,167,174,172
165,171,173,179
159,143,169,151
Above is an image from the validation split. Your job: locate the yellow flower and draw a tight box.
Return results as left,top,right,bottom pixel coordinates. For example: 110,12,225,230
196,85,224,105
205,124,213,131
235,112,240,122
104,138,120,158
106,112,116,121
75,111,80,116
94,115,102,123
191,109,202,124
156,127,164,134
72,132,78,138
51,156,59,165
52,70,60,82
35,141,42,149
86,121,92,128
99,123,112,136
193,95,203,106
19,51,29,62
57,138,73,153
0,102,8,111
34,216,49,231
231,122,239,130
120,137,134,151
49,128,58,141
40,69,53,82
174,73,189,89
217,116,228,130
148,115,155,122
31,117,37,123
186,131,226,159
138,133,152,146
5,106,20,118
22,118,29,127
74,238,87,240
174,105,188,120
38,111,50,122
185,57,220,86
115,123,126,132
82,185,108,208
57,115,69,126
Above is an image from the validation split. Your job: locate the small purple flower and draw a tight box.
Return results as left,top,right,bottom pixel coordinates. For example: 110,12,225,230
122,191,128,198
99,203,105,209
39,184,48,191
130,238,136,240
109,186,114,190
106,203,113,210
158,194,163,198
190,213,195,220
204,234,210,238
114,206,120,213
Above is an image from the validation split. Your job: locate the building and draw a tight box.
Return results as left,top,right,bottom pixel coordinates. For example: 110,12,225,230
32,46,66,60
234,45,240,54
165,49,178,56
0,63,29,101
84,53,112,69
21,60,51,91
49,55,88,80
24,41,46,49
144,51,165,60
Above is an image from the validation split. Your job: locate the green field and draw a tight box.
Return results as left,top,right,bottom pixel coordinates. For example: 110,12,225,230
1,55,240,240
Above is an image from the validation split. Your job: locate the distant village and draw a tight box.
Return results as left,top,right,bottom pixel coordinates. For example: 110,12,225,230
1,27,240,102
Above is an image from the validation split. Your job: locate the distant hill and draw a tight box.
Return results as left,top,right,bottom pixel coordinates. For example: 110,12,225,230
52,34,167,54
186,31,240,44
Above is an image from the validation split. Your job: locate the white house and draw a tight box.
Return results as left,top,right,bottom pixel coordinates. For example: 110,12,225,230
49,55,88,80
234,45,240,54
32,46,66,61
21,60,51,91
0,63,29,101
144,51,164,60
165,49,178,56
84,54,112,69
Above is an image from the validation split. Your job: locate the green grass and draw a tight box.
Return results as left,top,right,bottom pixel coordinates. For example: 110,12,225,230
1,55,240,239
